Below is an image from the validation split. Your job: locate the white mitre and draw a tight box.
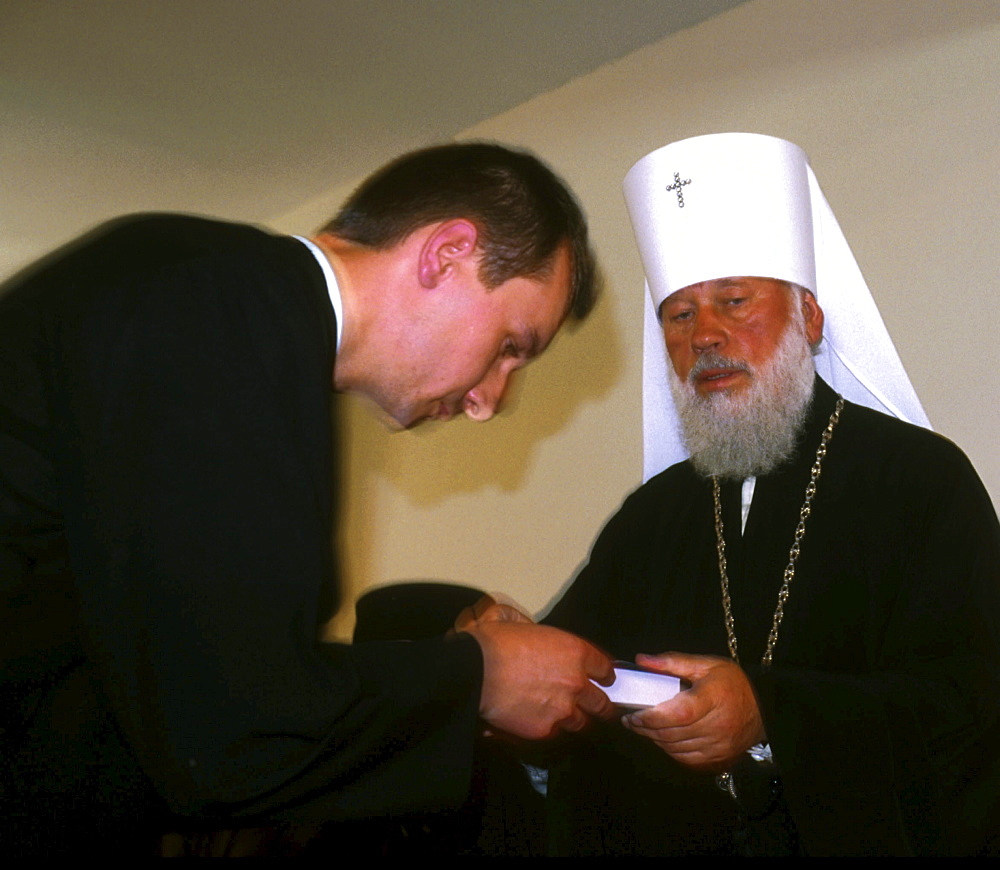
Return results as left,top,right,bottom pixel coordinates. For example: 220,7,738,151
623,132,931,482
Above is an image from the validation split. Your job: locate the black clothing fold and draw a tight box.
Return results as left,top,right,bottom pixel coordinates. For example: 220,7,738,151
1,216,482,850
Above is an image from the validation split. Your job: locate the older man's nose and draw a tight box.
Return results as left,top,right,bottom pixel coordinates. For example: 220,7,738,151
691,309,727,353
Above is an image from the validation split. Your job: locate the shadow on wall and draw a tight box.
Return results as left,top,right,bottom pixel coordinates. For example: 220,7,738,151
339,261,622,507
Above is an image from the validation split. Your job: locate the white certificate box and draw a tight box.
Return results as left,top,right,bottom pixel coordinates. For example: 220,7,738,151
594,664,683,709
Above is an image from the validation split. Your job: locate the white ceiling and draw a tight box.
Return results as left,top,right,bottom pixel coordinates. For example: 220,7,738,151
1,0,747,274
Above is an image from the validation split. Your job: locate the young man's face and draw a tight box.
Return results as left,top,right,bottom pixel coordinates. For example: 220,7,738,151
377,245,572,429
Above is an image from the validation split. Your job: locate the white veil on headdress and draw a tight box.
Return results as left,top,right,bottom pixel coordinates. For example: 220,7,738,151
624,133,930,481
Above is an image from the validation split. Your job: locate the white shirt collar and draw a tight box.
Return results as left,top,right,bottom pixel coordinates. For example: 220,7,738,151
294,236,343,352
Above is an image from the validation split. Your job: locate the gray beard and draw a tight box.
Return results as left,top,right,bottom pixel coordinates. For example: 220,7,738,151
669,317,816,481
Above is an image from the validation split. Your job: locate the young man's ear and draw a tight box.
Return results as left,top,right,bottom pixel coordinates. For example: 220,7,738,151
417,219,479,289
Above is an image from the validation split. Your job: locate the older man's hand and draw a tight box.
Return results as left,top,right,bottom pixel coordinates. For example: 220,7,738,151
622,652,765,772
464,621,615,740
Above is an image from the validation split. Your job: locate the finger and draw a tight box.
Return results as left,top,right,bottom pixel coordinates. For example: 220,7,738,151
626,726,719,753
584,646,615,685
662,749,727,772
493,604,535,624
636,651,718,681
623,721,726,763
452,603,479,632
485,591,534,623
457,598,530,632
625,690,704,731
633,651,680,672
550,702,591,735
471,594,499,620
623,715,701,743
577,683,615,720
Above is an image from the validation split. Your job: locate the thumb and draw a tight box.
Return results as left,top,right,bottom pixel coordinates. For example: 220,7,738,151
583,642,615,685
635,651,717,681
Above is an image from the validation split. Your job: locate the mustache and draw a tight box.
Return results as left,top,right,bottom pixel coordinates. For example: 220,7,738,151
688,353,752,382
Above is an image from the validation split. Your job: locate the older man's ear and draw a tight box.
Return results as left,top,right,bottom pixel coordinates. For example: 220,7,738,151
800,289,824,349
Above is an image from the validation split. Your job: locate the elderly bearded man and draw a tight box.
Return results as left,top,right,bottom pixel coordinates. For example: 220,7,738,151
540,134,1000,856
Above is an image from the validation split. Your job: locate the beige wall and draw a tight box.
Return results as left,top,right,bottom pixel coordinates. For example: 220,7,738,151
278,0,1000,639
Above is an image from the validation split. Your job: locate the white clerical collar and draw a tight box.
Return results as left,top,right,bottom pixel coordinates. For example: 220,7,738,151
295,236,343,352
741,477,756,535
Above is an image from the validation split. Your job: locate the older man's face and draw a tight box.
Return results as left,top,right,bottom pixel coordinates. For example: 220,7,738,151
660,276,823,395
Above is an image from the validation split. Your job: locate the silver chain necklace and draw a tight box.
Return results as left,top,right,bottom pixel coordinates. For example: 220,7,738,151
712,396,844,803
712,396,844,668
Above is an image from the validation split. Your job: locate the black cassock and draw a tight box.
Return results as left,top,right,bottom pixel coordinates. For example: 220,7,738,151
0,216,482,851
546,378,1000,855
